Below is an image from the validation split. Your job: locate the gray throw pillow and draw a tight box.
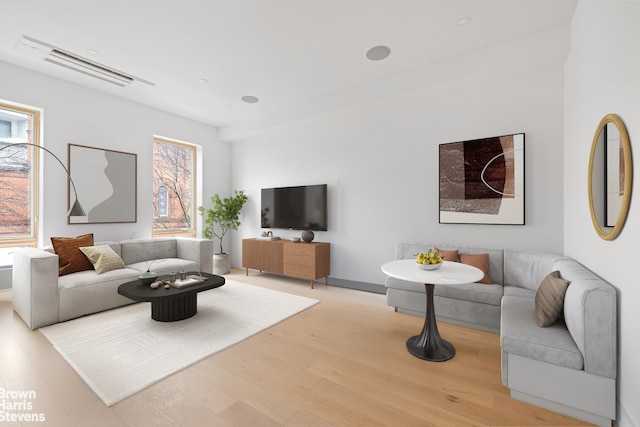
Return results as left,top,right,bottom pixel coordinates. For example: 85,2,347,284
535,271,571,327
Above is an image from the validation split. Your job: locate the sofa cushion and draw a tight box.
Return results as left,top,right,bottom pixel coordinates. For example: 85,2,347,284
435,282,503,305
386,277,503,306
503,250,566,291
58,267,140,322
503,285,535,299
121,238,178,265
535,271,570,327
51,233,95,276
79,245,126,274
501,295,583,370
555,259,617,379
126,258,199,276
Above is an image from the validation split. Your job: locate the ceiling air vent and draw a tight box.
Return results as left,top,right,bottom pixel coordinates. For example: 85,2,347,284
15,35,154,88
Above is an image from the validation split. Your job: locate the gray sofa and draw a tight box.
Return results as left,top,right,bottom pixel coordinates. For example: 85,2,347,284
12,237,213,330
384,243,617,427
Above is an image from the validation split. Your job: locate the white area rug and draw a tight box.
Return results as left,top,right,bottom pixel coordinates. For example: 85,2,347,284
39,280,318,406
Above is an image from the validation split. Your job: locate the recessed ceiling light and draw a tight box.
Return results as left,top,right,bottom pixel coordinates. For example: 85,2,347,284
85,48,100,56
224,105,232,109
366,45,391,61
241,95,259,104
199,78,208,84
456,17,471,26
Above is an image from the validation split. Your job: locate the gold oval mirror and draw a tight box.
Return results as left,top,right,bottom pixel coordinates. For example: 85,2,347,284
588,114,633,240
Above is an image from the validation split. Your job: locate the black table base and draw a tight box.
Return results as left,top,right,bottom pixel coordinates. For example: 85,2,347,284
406,283,456,362
151,293,198,322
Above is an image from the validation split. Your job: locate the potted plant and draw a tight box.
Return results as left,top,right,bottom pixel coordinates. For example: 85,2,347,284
198,189,248,274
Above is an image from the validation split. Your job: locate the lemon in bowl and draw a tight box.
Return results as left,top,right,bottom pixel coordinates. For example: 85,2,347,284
416,250,443,270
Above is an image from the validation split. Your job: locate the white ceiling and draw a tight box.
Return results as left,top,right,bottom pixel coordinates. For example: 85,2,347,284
0,0,577,138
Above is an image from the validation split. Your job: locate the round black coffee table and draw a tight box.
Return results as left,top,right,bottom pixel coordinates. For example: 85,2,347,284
118,272,225,322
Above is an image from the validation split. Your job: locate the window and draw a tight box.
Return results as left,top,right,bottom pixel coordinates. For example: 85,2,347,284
152,136,196,237
157,186,168,217
0,101,40,250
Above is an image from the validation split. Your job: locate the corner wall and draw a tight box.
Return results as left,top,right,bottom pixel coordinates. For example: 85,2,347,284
230,31,567,290
564,2,640,426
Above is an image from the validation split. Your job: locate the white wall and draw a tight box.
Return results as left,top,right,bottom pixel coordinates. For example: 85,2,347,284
564,2,640,426
0,61,230,246
230,31,567,290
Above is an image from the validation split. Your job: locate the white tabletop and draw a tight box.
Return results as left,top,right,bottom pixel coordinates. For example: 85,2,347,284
381,259,484,286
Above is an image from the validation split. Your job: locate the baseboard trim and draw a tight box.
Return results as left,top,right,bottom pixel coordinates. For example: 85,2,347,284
328,277,385,294
511,390,612,427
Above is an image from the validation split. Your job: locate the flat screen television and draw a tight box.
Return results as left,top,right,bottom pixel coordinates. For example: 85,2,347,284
261,184,327,231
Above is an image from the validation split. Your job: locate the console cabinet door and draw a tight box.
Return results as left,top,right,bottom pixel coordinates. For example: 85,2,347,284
242,239,283,273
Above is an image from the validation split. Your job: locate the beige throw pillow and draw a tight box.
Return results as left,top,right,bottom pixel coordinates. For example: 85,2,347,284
80,245,126,274
535,271,571,327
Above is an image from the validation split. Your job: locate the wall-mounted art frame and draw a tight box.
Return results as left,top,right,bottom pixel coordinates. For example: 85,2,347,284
68,144,137,224
439,133,525,225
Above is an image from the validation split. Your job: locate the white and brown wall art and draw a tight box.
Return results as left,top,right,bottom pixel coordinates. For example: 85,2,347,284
68,144,137,224
439,133,525,225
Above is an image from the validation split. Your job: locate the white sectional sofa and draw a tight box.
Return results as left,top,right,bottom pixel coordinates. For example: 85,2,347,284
12,237,213,330
384,243,617,427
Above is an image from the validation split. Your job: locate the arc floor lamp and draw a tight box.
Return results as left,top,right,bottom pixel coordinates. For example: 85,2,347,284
0,142,85,217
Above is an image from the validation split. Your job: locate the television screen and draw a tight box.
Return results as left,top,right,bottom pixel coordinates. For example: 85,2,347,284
261,184,327,231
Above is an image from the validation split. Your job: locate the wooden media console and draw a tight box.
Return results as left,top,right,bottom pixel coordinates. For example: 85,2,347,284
242,238,330,288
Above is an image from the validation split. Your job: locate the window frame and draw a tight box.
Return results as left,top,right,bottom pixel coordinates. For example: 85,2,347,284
0,101,41,249
152,136,197,238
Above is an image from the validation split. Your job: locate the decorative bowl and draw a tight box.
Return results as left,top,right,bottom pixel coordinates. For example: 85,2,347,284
138,271,159,286
290,237,301,243
417,262,442,270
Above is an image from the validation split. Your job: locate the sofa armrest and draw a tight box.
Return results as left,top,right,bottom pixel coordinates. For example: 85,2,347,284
176,238,214,274
12,248,60,329
555,258,617,379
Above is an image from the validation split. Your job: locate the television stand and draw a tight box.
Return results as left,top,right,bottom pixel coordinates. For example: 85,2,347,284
242,238,330,288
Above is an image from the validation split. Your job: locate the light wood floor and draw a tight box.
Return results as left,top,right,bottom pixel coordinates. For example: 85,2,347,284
0,269,592,427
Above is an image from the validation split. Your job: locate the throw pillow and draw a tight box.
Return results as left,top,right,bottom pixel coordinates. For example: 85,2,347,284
51,233,95,276
535,271,571,327
435,248,459,263
459,253,491,284
80,245,126,274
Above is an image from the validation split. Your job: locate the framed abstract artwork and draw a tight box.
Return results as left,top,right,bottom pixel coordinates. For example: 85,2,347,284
439,133,525,225
68,144,137,224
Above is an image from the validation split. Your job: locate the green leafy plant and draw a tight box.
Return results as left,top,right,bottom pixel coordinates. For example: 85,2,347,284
198,190,248,254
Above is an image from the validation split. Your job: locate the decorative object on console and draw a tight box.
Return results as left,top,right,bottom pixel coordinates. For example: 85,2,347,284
68,144,137,224
198,189,248,274
0,142,86,217
588,114,633,240
290,237,301,243
439,133,525,225
301,230,315,243
138,271,159,286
